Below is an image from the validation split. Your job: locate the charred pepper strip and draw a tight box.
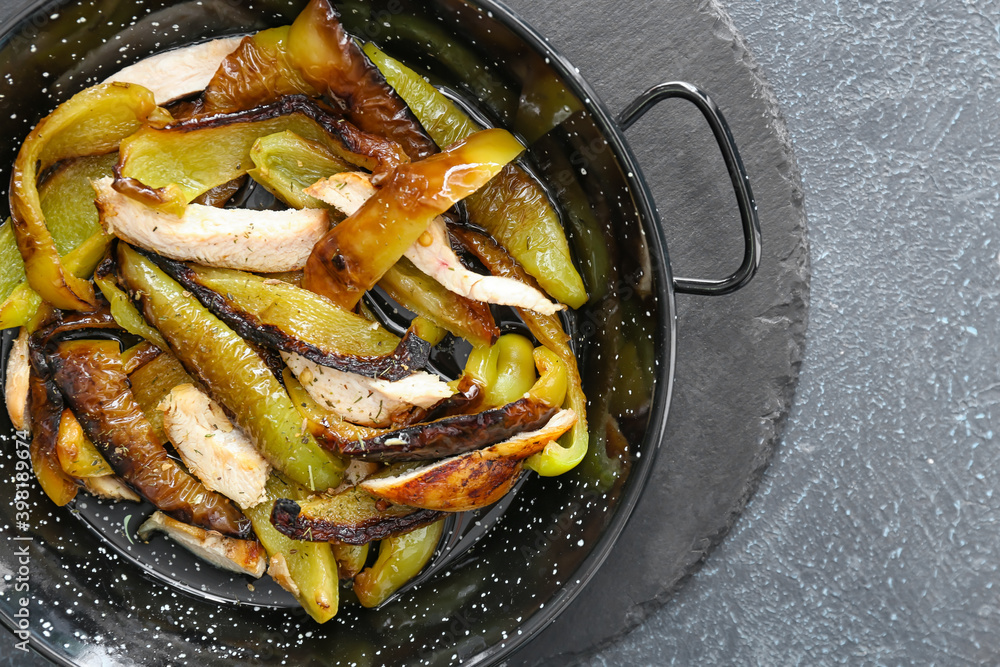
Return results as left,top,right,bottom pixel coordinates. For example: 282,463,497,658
354,519,445,608
452,228,589,476
115,95,406,214
26,370,77,506
335,397,556,463
303,128,523,311
270,483,444,545
10,82,161,310
49,339,250,536
366,44,587,308
201,26,321,115
145,254,429,381
243,475,339,623
116,244,345,492
287,0,437,161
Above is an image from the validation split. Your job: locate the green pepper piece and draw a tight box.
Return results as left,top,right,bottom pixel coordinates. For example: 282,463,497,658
201,26,320,114
379,257,499,348
248,130,351,209
0,231,110,330
244,475,339,623
287,0,437,161
354,519,444,608
464,334,537,409
365,43,587,308
10,82,161,310
116,99,391,215
0,153,118,324
452,228,588,476
55,409,115,478
116,244,344,492
303,128,524,310
332,542,369,580
128,348,198,445
94,269,169,350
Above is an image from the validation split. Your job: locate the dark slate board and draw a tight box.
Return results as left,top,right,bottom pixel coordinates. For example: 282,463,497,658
500,0,809,663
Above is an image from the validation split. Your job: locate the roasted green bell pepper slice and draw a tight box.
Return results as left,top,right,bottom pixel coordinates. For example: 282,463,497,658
116,244,345,492
332,542,370,580
94,261,168,350
464,333,537,409
366,44,587,309
451,229,588,476
28,373,78,506
55,409,115,478
303,128,523,310
201,26,320,114
287,0,437,161
0,153,118,326
244,475,339,623
116,96,400,215
10,82,162,310
248,130,351,209
354,519,444,608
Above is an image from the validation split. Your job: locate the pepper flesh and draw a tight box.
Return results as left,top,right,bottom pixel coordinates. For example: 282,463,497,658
116,95,405,214
303,128,524,310
452,228,588,476
116,244,345,492
49,339,249,536
10,82,161,310
248,130,351,209
55,409,115,478
94,257,169,350
464,333,537,409
129,349,199,445
145,255,429,381
243,475,339,623
354,519,444,608
365,43,587,308
287,0,437,161
27,371,78,506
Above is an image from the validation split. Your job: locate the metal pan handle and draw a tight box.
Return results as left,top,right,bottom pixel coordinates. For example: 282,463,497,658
617,82,761,296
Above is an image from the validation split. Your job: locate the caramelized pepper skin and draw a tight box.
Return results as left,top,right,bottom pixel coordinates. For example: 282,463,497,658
288,0,437,161
26,370,78,507
303,128,523,310
10,82,160,310
116,244,344,492
145,254,431,381
366,44,587,308
48,339,250,537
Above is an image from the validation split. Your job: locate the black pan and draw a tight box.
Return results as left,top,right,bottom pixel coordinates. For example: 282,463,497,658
0,0,759,664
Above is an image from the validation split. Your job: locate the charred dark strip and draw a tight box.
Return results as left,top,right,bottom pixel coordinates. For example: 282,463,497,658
142,249,431,381
335,397,557,462
49,339,251,538
270,496,443,545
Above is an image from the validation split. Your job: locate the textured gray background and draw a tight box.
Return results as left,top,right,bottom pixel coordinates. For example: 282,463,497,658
552,0,999,664
3,0,999,664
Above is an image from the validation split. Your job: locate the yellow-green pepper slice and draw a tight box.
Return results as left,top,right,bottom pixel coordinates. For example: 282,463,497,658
365,43,587,309
10,82,161,310
353,519,445,608
248,130,351,209
116,244,345,492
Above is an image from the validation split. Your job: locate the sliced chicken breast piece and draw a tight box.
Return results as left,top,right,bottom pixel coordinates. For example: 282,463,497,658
94,177,329,272
103,37,244,105
305,173,564,315
283,352,454,428
4,328,30,434
138,511,267,578
160,384,270,509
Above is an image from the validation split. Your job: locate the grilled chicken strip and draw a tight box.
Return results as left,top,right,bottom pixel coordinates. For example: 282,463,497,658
5,328,30,433
283,351,454,427
305,172,564,315
93,177,328,272
160,383,270,509
138,511,267,578
103,37,244,105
